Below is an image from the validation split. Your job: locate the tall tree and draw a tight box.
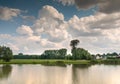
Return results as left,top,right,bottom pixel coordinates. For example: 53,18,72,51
70,39,80,60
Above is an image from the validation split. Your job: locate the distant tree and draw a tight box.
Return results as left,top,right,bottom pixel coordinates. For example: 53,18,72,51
111,52,118,56
70,39,80,60
106,52,118,57
76,48,92,60
42,48,67,59
18,53,23,56
58,48,67,58
0,46,13,62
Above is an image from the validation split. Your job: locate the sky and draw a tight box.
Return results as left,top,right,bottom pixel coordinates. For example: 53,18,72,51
0,0,120,55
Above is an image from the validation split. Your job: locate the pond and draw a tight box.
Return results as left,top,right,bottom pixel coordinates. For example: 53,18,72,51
0,64,120,84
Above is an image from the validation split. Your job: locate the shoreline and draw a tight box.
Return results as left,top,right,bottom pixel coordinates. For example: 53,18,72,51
0,59,120,65
0,59,90,64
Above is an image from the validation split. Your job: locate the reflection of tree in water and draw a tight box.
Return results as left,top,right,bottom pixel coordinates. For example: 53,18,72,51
72,64,91,69
72,64,91,84
41,61,67,67
0,65,12,80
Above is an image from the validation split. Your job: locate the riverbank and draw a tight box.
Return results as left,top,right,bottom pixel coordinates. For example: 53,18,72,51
0,59,120,65
0,59,90,64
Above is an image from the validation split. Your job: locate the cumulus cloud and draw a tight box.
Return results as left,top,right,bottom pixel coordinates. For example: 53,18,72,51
67,15,102,37
89,12,120,29
32,5,69,42
103,28,120,42
0,7,21,20
39,5,64,20
56,0,120,14
16,25,33,36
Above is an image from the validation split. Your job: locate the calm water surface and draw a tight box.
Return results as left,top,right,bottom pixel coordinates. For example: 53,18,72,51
0,64,120,84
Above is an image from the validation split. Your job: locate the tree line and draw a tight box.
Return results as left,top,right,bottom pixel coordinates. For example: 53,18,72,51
14,39,92,60
0,39,92,62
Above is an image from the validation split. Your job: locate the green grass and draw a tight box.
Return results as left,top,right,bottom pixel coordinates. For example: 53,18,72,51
0,59,90,64
1,59,120,65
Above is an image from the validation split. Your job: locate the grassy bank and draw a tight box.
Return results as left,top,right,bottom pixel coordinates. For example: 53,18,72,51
1,59,120,65
0,59,90,65
90,59,120,65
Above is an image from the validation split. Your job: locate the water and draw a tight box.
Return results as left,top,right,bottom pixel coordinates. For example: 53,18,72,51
0,64,120,84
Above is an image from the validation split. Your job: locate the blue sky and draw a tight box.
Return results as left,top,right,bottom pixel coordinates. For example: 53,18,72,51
0,0,120,54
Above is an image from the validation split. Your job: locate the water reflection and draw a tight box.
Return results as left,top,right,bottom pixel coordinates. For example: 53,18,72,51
72,64,91,69
0,65,12,80
0,64,120,84
72,64,91,84
41,63,67,67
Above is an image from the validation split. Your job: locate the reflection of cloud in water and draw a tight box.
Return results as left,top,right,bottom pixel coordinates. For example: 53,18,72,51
0,65,12,80
10,65,73,84
5,64,90,84
72,64,120,84
1,64,120,84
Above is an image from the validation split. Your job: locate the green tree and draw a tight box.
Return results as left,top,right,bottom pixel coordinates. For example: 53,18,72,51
70,39,80,60
42,48,67,59
76,48,91,60
0,46,13,62
18,53,23,56
58,48,67,59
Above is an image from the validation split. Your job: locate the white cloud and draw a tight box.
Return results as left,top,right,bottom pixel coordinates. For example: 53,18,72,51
39,5,64,20
0,7,21,20
27,35,41,42
32,5,69,42
89,12,120,29
67,15,102,37
16,25,33,36
103,28,120,42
